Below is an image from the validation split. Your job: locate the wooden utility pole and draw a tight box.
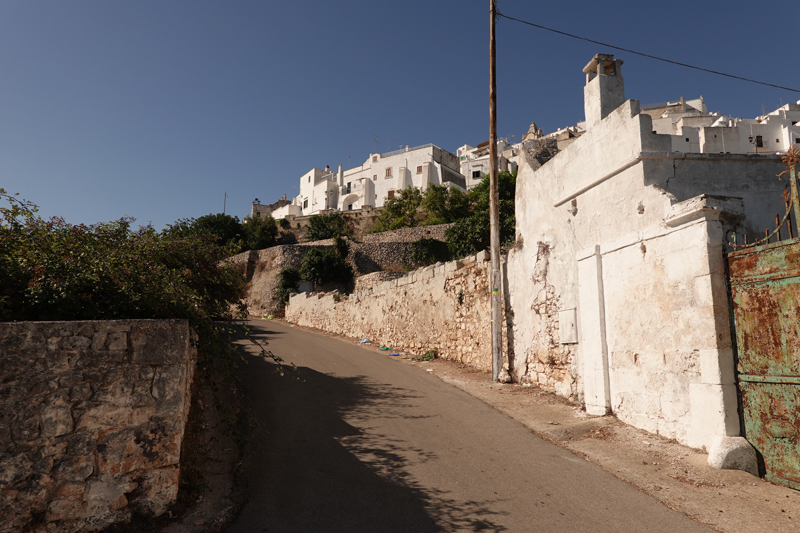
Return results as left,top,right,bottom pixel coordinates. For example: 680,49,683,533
489,0,502,382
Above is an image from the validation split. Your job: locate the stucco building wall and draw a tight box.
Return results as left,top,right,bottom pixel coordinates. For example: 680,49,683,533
506,53,787,454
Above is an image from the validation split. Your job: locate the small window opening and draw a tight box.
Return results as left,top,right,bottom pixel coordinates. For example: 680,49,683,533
416,165,423,174
756,135,764,147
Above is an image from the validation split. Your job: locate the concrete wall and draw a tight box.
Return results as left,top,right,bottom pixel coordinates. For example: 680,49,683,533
286,253,507,371
0,320,194,533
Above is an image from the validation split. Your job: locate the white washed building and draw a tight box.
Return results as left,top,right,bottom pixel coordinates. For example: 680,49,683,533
457,139,520,189
506,53,792,462
271,144,466,219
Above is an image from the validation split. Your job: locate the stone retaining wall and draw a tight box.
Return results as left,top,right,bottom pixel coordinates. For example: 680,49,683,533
0,320,194,533
286,253,509,372
359,223,453,243
232,241,417,317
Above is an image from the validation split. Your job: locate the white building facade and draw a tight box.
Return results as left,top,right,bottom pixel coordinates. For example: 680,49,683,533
506,53,793,463
271,144,466,219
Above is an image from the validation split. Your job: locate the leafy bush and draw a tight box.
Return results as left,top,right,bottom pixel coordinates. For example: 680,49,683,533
306,212,347,241
240,214,279,251
411,238,452,267
276,267,301,304
333,235,350,259
370,187,423,232
279,218,291,229
420,184,470,225
445,170,516,257
299,248,353,286
165,212,279,253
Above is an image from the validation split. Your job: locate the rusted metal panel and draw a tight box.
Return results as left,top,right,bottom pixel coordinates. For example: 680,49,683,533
740,381,800,489
728,250,800,378
727,148,800,491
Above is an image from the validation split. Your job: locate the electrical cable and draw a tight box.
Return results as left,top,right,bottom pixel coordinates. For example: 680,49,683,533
495,11,800,94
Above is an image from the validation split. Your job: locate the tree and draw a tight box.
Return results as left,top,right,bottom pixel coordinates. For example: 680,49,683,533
241,214,278,250
420,184,470,226
298,248,353,286
445,170,516,257
165,212,243,249
371,187,424,232
306,212,347,241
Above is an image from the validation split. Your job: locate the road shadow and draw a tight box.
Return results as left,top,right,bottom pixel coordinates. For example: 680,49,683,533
226,351,507,532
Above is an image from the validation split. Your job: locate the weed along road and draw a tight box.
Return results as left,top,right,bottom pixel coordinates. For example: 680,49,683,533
226,320,711,533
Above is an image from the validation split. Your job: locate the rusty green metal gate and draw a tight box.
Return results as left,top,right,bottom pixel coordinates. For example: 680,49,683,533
727,148,800,490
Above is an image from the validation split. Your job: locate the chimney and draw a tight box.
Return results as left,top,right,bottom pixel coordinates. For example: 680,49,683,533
338,164,344,187
325,165,330,172
583,53,624,130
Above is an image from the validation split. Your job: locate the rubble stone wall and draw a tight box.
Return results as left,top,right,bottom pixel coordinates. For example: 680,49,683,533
0,320,194,533
286,253,509,372
232,241,418,317
359,223,453,243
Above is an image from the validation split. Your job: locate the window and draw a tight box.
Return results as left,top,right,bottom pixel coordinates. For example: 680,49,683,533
373,175,377,180
472,171,481,179
416,165,423,174
796,138,800,144
685,138,689,142
308,176,311,182
348,204,353,211
387,190,395,199
385,167,392,178
776,139,780,143
372,155,378,162
756,135,764,147
303,199,308,209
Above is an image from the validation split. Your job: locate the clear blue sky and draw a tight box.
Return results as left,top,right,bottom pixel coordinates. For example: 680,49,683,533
1,1,796,229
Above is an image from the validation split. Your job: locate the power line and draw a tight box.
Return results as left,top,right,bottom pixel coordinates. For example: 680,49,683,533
495,11,800,94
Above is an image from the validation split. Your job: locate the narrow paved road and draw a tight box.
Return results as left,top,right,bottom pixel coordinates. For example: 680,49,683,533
226,320,710,532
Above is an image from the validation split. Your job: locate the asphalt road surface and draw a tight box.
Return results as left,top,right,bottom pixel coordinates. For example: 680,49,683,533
226,320,711,532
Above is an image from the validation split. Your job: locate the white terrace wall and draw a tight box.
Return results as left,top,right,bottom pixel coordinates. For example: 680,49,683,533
0,320,194,533
286,254,507,371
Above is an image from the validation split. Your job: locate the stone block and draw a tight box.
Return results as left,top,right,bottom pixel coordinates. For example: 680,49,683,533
75,405,153,431
131,322,189,365
11,405,40,442
0,452,33,485
130,466,180,516
152,365,188,417
61,336,92,351
50,453,94,482
39,404,73,438
707,436,758,476
97,419,182,477
85,474,132,518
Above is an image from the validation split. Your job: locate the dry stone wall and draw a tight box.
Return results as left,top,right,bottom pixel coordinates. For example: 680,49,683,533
0,320,194,533
286,253,508,372
232,241,418,317
359,223,453,243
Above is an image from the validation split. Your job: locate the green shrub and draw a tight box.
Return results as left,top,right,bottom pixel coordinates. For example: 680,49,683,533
306,212,347,241
411,238,452,267
333,235,350,258
276,267,301,304
299,248,353,285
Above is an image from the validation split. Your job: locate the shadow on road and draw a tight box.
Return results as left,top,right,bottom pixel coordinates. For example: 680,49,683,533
227,351,507,532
